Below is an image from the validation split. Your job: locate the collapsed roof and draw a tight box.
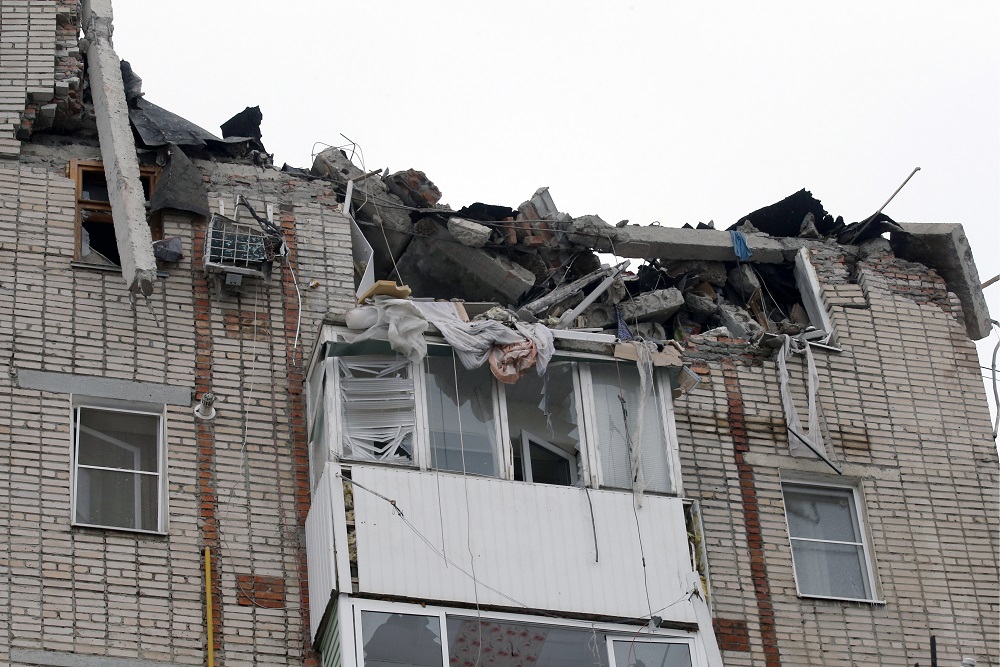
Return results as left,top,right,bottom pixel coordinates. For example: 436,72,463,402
311,147,992,342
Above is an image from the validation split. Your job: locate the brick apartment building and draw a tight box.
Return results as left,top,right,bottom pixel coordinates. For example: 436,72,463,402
1,2,997,666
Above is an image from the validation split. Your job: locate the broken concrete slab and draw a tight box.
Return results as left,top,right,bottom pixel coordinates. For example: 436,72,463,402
889,223,992,339
718,303,764,339
82,0,157,296
608,226,785,263
684,290,718,318
447,217,491,248
585,288,684,328
394,224,535,305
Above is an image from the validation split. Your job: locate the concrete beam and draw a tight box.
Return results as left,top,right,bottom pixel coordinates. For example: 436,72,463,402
16,369,192,405
889,223,992,340
610,226,786,263
81,0,157,296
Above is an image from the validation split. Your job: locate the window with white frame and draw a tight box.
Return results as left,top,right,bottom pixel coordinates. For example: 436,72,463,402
352,600,698,667
313,342,681,495
782,481,877,601
72,403,165,532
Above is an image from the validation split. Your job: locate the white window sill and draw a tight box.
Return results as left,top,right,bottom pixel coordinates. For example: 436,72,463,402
72,522,167,537
797,593,886,605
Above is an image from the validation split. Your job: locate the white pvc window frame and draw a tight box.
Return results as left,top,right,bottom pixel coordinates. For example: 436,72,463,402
518,430,579,485
70,400,167,535
781,478,882,604
311,332,684,497
350,598,702,667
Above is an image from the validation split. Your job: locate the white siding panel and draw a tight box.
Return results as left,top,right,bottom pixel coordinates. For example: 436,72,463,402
306,464,339,639
351,466,696,623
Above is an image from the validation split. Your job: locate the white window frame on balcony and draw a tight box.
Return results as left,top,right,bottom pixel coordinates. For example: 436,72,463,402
517,430,579,485
349,598,703,667
70,398,167,534
781,478,882,603
309,332,683,496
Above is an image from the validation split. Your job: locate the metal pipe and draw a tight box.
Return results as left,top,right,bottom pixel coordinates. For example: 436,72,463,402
874,166,921,218
205,547,215,667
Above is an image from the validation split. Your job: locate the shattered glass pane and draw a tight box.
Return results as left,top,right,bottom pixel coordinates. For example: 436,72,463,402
425,357,499,477
362,611,443,666
339,357,416,465
612,640,692,667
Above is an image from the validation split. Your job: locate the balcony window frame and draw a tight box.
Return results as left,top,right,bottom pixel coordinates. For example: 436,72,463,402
310,333,683,497
70,397,167,535
350,598,702,667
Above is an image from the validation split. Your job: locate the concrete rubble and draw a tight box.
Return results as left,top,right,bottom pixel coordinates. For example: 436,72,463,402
298,149,993,345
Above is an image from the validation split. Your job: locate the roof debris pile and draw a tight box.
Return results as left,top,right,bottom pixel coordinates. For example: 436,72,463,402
314,142,894,348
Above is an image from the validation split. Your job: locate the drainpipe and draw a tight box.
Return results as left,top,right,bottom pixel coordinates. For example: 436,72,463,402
80,0,157,296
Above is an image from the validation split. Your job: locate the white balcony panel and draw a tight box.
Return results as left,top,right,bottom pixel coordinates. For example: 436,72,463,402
306,464,339,639
351,466,696,623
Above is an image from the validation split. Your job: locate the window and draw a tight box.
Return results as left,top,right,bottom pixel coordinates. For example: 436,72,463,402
353,601,697,667
69,160,161,267
72,404,165,533
317,338,681,495
782,482,877,601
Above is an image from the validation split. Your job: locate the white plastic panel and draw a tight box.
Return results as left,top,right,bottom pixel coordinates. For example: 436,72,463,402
306,464,339,639
351,466,696,623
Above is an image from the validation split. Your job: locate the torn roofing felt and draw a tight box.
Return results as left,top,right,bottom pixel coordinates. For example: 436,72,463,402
128,98,262,152
149,144,210,217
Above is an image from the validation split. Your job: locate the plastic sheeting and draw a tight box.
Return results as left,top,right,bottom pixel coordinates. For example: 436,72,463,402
344,297,429,362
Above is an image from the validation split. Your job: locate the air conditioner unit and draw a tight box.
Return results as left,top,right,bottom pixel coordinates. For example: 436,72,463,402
203,212,282,281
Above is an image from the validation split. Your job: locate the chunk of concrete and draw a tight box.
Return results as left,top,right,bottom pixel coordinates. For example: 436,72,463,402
609,226,785,263
385,169,442,208
684,290,718,318
727,265,761,300
718,303,764,340
394,224,535,305
313,148,413,276
661,259,728,287
447,217,492,248
568,214,616,252
889,223,992,340
585,288,684,328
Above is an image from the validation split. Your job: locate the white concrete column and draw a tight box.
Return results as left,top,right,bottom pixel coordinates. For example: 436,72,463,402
81,0,156,296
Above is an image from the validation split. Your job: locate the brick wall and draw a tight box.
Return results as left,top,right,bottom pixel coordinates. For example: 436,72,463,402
675,241,1000,666
0,139,354,665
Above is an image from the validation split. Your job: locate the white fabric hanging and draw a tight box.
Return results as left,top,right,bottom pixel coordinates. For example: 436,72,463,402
777,335,829,460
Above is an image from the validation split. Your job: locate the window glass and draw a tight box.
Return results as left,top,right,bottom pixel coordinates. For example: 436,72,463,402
612,640,693,667
361,611,443,667
74,407,161,531
446,617,609,667
339,358,416,465
783,484,873,600
590,364,671,493
425,356,498,477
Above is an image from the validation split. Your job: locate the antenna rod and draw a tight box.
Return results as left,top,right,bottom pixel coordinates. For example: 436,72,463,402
872,166,921,219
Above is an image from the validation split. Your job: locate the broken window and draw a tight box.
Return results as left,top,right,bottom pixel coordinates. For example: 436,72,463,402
505,362,581,486
361,610,443,666
425,356,499,477
589,364,674,494
782,481,878,601
72,403,165,533
338,357,416,465
69,160,161,267
317,339,681,495
611,639,693,667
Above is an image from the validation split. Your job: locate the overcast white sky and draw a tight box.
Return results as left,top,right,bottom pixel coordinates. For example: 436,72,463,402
111,0,1000,420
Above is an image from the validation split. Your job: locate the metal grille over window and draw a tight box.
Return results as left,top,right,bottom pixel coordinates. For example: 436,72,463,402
204,213,275,276
73,406,162,532
783,483,875,600
339,358,416,464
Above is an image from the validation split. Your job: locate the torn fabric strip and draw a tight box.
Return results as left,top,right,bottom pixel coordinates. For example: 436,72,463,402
777,336,829,459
